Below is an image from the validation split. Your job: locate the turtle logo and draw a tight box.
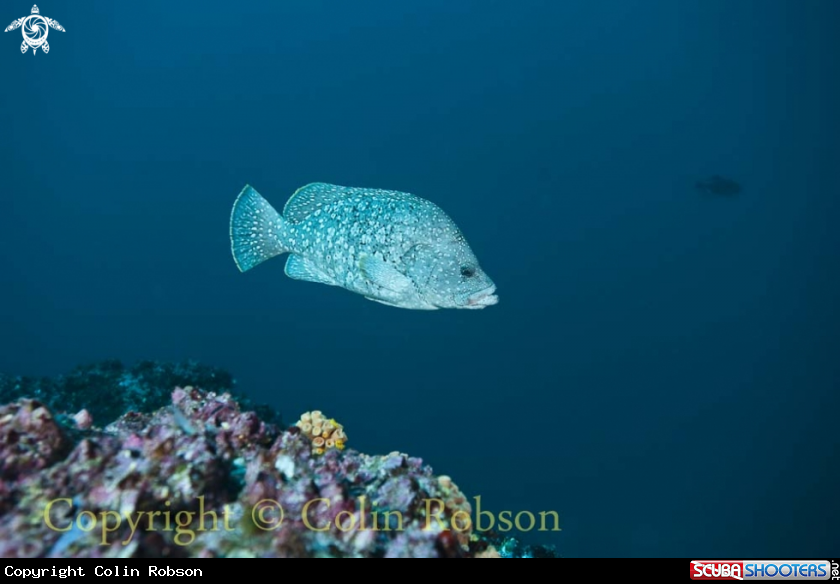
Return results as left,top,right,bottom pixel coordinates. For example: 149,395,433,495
5,5,65,55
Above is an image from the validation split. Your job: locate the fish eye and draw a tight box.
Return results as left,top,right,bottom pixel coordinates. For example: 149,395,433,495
460,266,476,278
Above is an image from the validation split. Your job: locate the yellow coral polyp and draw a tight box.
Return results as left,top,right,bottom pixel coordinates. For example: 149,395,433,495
295,410,348,455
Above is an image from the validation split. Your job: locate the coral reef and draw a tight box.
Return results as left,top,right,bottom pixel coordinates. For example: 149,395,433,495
0,360,282,429
435,475,473,550
295,410,347,455
0,363,558,558
0,400,71,484
481,535,561,558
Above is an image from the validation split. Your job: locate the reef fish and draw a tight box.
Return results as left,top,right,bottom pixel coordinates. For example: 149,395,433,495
229,183,498,310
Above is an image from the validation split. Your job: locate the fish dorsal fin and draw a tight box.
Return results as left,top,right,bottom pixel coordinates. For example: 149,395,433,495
283,183,347,223
358,253,412,293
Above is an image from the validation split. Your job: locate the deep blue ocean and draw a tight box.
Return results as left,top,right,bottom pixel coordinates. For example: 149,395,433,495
2,0,838,557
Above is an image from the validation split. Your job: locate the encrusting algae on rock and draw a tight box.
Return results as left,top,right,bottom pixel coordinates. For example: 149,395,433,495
435,475,473,550
0,362,558,558
295,410,346,455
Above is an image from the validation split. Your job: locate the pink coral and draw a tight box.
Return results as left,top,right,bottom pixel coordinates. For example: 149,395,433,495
0,399,67,482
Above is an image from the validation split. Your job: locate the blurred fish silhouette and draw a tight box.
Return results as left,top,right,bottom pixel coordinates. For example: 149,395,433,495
696,175,742,197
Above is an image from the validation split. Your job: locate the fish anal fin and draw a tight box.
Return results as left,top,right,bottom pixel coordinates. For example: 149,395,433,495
364,297,402,308
363,296,438,310
284,255,336,286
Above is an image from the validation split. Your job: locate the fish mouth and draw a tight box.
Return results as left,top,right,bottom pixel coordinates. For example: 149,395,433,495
465,285,498,309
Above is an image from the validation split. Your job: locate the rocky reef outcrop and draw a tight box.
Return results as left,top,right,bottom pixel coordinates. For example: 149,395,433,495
0,362,557,558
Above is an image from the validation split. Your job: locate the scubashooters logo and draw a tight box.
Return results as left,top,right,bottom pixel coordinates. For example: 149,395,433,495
4,5,65,55
691,560,834,580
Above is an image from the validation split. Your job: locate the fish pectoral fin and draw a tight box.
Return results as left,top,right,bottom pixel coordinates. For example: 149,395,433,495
285,255,337,286
358,253,412,293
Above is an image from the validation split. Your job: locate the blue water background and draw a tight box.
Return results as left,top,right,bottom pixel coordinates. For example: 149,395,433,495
1,0,838,557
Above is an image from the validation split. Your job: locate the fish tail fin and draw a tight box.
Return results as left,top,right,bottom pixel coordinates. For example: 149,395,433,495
230,184,289,272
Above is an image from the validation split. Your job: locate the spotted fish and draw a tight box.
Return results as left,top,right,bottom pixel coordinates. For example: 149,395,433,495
229,183,498,310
